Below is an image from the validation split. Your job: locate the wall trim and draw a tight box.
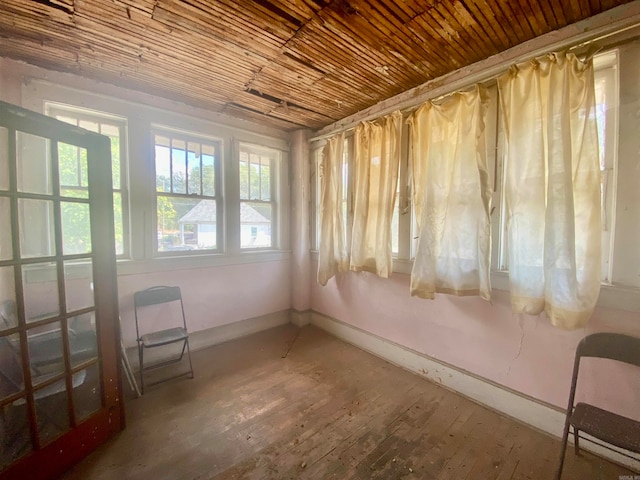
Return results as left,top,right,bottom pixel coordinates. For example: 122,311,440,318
310,310,640,472
290,309,312,327
125,309,290,371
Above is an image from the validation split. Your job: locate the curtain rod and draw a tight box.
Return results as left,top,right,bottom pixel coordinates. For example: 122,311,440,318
308,13,640,144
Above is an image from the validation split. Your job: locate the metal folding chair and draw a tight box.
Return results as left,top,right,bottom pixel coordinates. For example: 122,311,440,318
555,332,640,479
133,286,194,394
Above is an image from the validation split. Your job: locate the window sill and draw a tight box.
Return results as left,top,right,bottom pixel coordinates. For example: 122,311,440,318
310,251,640,313
117,250,291,276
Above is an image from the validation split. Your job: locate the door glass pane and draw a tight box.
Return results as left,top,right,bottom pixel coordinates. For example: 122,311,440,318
64,261,94,313
61,201,91,255
0,267,16,331
73,362,101,422
18,199,55,259
68,314,97,368
0,197,12,261
16,132,52,195
27,321,65,383
58,143,88,199
0,127,8,191
22,263,59,323
0,333,24,399
0,402,32,470
34,378,71,445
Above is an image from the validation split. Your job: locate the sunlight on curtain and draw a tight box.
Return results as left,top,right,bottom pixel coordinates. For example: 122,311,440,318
409,86,492,300
317,133,349,286
350,111,402,278
498,53,601,329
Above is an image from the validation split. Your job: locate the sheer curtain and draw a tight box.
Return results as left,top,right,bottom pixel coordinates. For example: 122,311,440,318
350,111,402,278
409,86,492,300
498,52,601,329
317,133,349,286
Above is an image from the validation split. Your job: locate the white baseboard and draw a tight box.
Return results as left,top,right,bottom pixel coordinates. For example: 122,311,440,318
290,309,311,327
125,309,290,371
310,311,640,472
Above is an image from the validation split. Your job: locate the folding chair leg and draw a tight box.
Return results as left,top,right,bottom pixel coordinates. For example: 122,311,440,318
185,339,194,379
138,343,145,395
555,419,572,480
573,428,580,455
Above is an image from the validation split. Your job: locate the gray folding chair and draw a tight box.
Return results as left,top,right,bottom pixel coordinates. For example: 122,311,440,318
133,286,194,394
555,332,640,479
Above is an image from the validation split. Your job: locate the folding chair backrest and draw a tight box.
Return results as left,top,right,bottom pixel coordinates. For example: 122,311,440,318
575,332,640,368
134,286,182,308
133,286,187,340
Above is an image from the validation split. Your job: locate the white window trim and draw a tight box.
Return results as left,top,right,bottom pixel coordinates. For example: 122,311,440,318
23,79,291,277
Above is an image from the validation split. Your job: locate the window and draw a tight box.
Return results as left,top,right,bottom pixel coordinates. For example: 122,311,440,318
239,143,279,249
493,50,621,285
312,45,640,297
154,131,221,253
46,104,129,257
593,51,619,284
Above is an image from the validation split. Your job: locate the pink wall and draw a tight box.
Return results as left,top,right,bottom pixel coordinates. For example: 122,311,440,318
118,259,291,347
311,261,640,418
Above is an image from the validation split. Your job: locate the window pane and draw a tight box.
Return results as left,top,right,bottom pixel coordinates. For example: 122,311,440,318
157,196,217,252
261,157,271,201
109,133,121,189
73,362,102,422
61,201,92,255
0,127,7,191
64,260,94,313
18,199,55,258
239,152,249,200
113,191,124,255
58,142,87,190
0,197,12,261
187,142,202,195
0,401,32,469
28,321,65,385
17,132,52,195
249,153,260,200
22,263,59,323
202,144,215,197
155,137,171,193
171,139,187,194
241,202,272,248
0,267,16,330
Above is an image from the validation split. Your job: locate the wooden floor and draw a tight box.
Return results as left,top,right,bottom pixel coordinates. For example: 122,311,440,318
61,324,632,480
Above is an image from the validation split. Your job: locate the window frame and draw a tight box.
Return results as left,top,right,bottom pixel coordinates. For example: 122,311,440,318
152,127,224,256
238,142,279,251
44,102,130,259
310,41,640,312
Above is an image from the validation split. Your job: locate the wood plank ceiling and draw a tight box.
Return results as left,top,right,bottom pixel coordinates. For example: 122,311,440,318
0,0,634,131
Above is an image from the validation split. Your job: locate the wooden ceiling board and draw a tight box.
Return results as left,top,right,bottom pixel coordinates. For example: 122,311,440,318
0,0,636,131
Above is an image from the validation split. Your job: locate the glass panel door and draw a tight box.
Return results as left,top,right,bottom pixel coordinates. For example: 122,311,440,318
0,101,122,480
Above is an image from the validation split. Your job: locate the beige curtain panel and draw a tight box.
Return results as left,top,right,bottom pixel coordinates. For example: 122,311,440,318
317,133,349,286
498,52,601,329
409,86,492,301
350,111,402,278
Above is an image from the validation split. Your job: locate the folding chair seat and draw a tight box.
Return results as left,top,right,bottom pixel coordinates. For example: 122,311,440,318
555,332,640,479
133,286,194,394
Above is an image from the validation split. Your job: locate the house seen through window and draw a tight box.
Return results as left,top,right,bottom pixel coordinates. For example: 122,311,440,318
154,132,221,253
239,143,278,249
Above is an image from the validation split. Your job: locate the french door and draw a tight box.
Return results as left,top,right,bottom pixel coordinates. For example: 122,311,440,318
0,101,123,479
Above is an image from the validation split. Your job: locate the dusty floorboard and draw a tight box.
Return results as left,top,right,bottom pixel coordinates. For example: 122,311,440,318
61,324,633,480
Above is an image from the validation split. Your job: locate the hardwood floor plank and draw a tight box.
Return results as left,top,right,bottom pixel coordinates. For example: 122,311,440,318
60,324,635,480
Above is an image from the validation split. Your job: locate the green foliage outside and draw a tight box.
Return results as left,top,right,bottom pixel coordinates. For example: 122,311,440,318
57,135,124,255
